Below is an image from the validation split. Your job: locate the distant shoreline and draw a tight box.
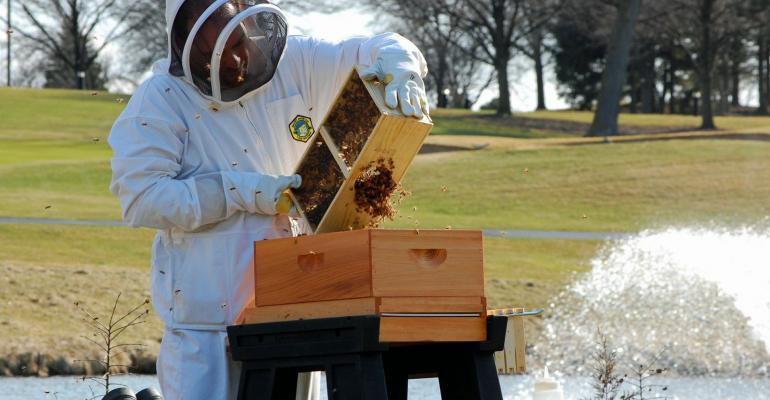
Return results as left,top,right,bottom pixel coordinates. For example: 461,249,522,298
0,351,156,377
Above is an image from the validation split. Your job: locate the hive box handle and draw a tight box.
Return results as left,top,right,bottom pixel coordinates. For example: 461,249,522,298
297,252,325,272
408,249,448,268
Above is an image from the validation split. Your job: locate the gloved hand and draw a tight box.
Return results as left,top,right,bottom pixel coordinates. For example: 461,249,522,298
254,174,302,215
360,51,429,119
223,172,302,216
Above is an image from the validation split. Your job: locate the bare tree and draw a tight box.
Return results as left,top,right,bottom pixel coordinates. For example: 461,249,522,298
438,0,561,116
587,0,642,137
74,294,150,399
648,0,744,129
744,0,770,114
1,0,145,89
514,0,560,111
117,0,166,79
363,0,492,109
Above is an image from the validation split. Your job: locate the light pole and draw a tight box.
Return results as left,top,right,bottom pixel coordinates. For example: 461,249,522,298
5,0,10,87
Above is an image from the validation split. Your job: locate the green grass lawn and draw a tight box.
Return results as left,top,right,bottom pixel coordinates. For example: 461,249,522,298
390,139,770,232
520,109,770,131
0,159,120,220
0,224,154,267
430,108,570,138
0,88,127,140
430,108,770,139
2,87,769,364
483,237,599,310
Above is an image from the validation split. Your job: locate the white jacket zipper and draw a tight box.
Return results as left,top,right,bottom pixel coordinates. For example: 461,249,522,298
238,101,277,172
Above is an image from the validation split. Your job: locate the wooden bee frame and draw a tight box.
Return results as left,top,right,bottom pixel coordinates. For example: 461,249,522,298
488,308,531,374
289,66,433,233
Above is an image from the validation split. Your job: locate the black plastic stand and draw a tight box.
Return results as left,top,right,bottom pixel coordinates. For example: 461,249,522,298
227,315,507,400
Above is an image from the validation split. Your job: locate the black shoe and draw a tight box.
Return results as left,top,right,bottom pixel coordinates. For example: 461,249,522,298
102,387,137,400
136,387,164,400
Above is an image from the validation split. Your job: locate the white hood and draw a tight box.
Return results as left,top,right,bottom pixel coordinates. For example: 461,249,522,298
162,0,289,105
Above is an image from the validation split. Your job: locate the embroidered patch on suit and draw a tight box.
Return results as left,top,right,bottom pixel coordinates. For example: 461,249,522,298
289,115,314,143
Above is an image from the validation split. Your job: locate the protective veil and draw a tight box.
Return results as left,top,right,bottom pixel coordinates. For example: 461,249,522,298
109,0,428,398
169,0,289,105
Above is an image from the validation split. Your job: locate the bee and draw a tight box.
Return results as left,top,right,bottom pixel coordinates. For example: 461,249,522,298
581,214,588,219
90,91,98,96
165,88,171,94
6,28,13,35
414,229,420,235
523,168,529,174
231,161,239,167
174,289,181,295
141,122,148,127
159,270,166,275
116,98,124,104
229,187,237,191
44,205,51,210
243,148,248,153
441,185,448,192
195,114,201,120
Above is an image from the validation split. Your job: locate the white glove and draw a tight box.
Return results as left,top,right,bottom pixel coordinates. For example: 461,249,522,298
360,51,430,119
223,172,302,216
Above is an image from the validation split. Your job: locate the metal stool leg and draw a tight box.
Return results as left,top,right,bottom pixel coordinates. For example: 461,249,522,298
296,371,321,400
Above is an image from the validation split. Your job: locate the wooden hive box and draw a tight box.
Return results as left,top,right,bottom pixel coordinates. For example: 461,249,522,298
289,67,433,234
238,229,488,343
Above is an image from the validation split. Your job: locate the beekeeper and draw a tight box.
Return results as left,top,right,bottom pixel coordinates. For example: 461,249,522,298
108,0,428,398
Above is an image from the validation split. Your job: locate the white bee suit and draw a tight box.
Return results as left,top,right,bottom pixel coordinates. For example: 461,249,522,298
108,0,428,398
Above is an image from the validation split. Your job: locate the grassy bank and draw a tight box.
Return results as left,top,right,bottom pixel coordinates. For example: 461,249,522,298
392,139,770,232
1,87,769,375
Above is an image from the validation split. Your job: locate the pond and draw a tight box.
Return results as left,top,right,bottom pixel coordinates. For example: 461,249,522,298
2,374,769,399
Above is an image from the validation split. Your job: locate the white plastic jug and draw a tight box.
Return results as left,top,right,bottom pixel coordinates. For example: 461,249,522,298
532,366,564,400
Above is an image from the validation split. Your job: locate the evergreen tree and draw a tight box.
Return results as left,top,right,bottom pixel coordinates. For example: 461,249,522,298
551,15,606,110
